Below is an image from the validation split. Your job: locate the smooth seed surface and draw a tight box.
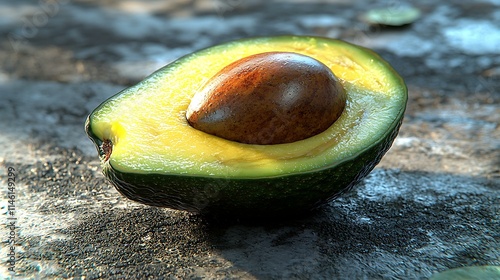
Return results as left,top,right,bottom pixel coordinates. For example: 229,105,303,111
186,52,346,145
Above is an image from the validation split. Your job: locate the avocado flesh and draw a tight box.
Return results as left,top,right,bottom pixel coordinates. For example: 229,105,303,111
86,36,407,216
88,37,406,177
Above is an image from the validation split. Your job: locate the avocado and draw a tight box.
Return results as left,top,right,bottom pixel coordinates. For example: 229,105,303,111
85,36,407,218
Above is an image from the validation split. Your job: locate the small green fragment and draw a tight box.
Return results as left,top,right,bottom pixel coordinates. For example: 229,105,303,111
430,266,500,280
362,6,421,26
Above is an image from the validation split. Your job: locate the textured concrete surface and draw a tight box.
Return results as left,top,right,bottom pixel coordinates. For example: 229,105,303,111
1,0,499,279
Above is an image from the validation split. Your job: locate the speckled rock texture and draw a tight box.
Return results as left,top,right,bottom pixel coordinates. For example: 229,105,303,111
0,0,499,279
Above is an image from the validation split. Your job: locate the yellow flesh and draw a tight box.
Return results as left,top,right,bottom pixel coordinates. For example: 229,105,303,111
90,37,406,178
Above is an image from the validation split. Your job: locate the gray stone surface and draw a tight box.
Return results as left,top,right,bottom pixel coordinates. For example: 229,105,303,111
0,0,499,279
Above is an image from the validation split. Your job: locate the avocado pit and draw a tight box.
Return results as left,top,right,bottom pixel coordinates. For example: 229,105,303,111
186,52,347,145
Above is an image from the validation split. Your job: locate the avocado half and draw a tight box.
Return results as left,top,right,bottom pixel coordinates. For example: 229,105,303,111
85,36,407,218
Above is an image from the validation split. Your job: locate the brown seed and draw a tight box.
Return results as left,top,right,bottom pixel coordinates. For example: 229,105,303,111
186,52,346,145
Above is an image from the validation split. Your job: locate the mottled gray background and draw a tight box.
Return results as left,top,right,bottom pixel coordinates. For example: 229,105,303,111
0,0,499,279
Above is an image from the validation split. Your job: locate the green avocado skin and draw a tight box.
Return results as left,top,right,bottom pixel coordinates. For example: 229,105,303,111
99,117,402,219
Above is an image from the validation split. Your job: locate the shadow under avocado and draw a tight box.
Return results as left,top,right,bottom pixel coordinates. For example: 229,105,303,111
46,169,499,279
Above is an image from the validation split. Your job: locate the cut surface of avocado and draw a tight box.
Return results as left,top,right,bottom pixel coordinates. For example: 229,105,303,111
86,36,407,216
88,36,406,178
